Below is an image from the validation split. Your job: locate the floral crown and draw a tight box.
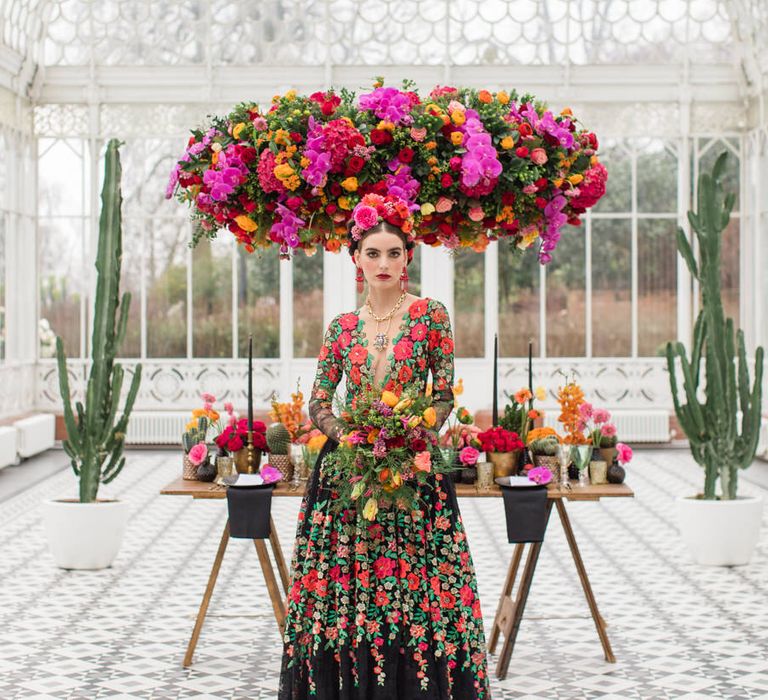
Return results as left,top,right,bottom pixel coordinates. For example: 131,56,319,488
349,193,415,243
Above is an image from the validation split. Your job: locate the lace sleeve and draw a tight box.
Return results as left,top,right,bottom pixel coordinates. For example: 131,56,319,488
308,315,346,442
428,300,455,433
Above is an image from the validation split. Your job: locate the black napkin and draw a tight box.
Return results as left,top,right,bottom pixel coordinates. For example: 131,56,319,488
500,485,548,543
226,485,275,539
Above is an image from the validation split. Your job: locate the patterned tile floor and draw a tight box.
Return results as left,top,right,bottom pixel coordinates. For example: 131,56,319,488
1,449,767,699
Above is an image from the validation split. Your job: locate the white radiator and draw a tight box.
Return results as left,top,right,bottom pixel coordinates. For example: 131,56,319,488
14,413,56,458
543,409,671,443
124,411,189,445
0,426,16,468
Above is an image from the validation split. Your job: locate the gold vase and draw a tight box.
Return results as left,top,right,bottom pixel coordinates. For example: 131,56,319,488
489,449,520,478
589,459,608,485
269,454,294,482
233,447,262,474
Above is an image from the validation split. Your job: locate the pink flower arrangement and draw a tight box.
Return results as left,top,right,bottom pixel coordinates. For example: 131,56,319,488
578,402,616,447
459,446,479,466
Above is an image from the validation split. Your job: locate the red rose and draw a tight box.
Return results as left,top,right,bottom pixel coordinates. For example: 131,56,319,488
370,129,393,146
535,177,548,188
321,102,335,116
289,132,302,143
501,192,515,205
325,203,337,214
519,123,533,137
441,173,453,188
398,147,414,163
449,157,462,171
330,182,342,196
515,146,529,158
346,155,365,174
535,197,547,209
411,438,427,452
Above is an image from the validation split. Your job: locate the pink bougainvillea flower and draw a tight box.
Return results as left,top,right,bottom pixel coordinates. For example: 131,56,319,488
260,464,283,483
527,466,552,485
188,442,208,466
616,442,633,464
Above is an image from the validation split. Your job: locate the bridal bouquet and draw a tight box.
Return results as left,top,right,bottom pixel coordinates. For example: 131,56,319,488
321,385,455,520
167,79,605,263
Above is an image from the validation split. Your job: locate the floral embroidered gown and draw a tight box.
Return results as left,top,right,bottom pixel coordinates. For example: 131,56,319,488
278,297,490,700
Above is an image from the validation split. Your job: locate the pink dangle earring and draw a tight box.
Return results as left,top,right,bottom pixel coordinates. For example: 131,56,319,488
399,266,409,293
356,266,364,294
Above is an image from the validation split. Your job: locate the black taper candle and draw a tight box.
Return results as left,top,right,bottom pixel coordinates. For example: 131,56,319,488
528,339,533,391
247,335,253,434
492,333,498,426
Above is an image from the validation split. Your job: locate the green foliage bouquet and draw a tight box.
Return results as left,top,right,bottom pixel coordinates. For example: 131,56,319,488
322,385,455,520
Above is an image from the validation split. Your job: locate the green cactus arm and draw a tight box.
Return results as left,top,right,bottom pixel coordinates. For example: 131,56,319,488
99,364,124,446
102,453,126,484
675,226,698,279
55,337,83,454
723,319,737,444
737,346,764,470
690,312,705,386
115,291,131,352
736,330,751,418
668,342,707,439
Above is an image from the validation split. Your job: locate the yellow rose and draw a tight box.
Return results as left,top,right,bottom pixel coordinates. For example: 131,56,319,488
285,89,297,101
553,178,564,188
363,497,378,521
381,391,399,407
451,132,464,146
452,378,464,396
568,174,584,185
377,120,395,132
274,163,295,179
389,471,403,488
535,386,547,401
501,136,514,150
235,215,258,232
420,202,436,216
232,122,246,139
338,196,352,210
497,90,510,105
422,407,437,428
451,110,466,125
341,177,358,192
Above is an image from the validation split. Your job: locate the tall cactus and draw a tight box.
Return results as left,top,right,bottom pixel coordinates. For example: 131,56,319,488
56,139,143,503
666,152,764,500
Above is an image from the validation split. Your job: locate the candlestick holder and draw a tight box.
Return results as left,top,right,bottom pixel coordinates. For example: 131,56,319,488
246,430,256,474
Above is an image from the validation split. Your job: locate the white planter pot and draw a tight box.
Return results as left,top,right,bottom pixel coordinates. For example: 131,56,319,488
41,500,130,570
676,495,763,566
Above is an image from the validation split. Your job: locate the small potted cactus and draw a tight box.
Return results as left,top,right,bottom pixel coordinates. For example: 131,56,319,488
182,416,210,480
266,422,293,482
529,436,561,481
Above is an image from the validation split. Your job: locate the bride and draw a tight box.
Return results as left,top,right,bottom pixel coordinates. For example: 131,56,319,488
278,197,490,699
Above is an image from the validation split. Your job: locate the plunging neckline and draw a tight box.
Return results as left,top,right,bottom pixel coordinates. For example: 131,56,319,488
354,297,428,389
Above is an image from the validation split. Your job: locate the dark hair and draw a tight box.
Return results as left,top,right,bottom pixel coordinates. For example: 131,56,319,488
347,220,415,262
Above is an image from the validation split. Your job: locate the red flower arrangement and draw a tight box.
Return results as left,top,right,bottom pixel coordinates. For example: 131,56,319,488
214,419,267,452
477,427,524,453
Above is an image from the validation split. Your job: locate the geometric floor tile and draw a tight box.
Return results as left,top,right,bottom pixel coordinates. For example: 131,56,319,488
0,448,767,699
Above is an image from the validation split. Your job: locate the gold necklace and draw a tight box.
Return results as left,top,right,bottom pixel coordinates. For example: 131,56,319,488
366,292,407,352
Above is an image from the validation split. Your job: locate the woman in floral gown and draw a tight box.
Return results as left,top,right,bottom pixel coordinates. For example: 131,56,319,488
278,210,490,699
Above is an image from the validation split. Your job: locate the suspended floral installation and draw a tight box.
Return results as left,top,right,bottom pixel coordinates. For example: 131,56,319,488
167,79,606,263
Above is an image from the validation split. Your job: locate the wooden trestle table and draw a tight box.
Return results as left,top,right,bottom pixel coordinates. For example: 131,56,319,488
161,477,633,676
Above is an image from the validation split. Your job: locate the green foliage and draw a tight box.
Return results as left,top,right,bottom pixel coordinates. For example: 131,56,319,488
266,422,291,455
665,151,763,500
56,140,143,503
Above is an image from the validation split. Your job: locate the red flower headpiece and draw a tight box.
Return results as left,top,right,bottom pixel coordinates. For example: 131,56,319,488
350,193,415,242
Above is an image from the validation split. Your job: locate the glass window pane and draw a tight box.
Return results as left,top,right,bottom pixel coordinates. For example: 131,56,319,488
454,249,484,358
637,140,677,213
147,219,187,357
121,139,182,218
293,251,323,358
39,218,83,358
720,217,740,323
192,236,233,357
238,248,280,358
499,242,539,357
120,220,142,358
546,226,585,356
38,138,85,216
592,219,631,356
592,140,630,213
638,219,677,356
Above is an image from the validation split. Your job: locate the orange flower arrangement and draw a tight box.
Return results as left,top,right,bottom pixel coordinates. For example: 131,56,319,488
557,381,589,444
269,383,305,440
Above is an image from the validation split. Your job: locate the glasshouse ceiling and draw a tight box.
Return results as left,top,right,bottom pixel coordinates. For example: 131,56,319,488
0,0,766,104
